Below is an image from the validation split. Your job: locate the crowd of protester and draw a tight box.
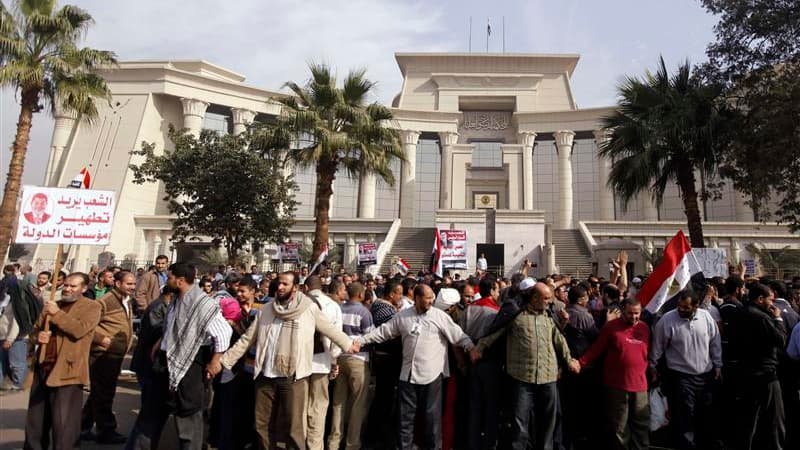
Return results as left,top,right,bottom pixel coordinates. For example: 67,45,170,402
1,252,799,450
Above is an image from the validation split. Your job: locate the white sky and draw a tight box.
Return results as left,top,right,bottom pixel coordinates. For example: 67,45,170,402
0,0,719,186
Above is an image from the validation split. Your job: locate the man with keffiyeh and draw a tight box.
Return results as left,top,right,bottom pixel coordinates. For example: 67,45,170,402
221,271,356,450
130,262,231,450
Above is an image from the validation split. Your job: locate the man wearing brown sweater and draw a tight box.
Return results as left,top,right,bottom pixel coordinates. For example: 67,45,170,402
81,271,136,443
25,272,101,450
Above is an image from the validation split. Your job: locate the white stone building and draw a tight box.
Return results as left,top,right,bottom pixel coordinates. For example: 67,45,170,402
33,53,799,278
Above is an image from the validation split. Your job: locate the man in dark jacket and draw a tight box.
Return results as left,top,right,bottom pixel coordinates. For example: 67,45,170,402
731,282,787,450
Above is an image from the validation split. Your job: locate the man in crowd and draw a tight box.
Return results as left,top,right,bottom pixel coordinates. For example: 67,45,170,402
730,282,787,449
650,290,722,450
81,271,137,443
36,271,51,291
359,284,475,450
328,282,374,450
580,299,650,450
25,273,101,450
86,268,114,300
135,255,169,312
304,275,342,450
328,278,347,304
462,277,501,450
472,279,580,450
131,262,232,450
220,271,354,449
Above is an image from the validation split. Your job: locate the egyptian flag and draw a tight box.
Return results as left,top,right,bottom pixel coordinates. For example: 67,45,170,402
69,167,91,189
309,244,328,275
431,227,443,278
638,230,702,313
395,258,410,276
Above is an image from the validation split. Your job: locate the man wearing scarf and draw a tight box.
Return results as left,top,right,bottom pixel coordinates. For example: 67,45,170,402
24,272,101,450
131,262,231,450
221,271,355,450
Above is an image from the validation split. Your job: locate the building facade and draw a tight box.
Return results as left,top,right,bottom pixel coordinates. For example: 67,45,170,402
33,53,798,277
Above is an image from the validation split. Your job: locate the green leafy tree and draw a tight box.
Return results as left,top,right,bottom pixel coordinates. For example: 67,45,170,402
130,126,297,266
699,0,800,228
252,63,403,262
599,57,730,248
0,0,116,260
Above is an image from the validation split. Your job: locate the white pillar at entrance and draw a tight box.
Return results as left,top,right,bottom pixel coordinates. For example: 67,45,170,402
399,130,421,225
439,132,458,209
733,191,752,222
345,234,357,270
45,103,78,186
358,171,376,218
641,195,659,221
231,108,257,136
519,131,537,210
180,98,209,137
151,232,162,263
593,130,614,221
554,130,575,229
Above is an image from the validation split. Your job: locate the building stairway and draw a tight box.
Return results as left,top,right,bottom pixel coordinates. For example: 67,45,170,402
379,227,435,275
552,229,594,277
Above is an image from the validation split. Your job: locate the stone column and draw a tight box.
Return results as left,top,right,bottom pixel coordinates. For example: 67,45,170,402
399,130,421,225
519,131,537,210
45,104,78,186
554,130,575,229
180,98,209,137
733,191,752,222
593,130,614,220
644,238,655,273
358,171,376,218
345,234,357,270
231,108,257,135
160,231,172,257
438,132,458,209
730,238,741,264
151,232,162,263
641,195,659,221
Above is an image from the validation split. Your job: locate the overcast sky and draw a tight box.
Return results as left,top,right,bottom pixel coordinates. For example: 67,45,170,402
0,0,718,187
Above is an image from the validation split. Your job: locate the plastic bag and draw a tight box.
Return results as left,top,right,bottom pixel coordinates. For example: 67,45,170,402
649,387,669,431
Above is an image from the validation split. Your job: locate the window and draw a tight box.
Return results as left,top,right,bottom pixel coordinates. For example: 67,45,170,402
203,112,230,135
471,141,503,168
414,139,441,227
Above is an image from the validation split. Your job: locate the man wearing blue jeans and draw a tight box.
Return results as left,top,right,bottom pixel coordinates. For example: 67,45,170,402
0,265,31,391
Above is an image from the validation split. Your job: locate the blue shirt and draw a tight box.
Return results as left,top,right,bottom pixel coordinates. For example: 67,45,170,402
788,322,800,361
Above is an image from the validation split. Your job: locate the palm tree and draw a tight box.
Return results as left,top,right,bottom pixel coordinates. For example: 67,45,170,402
254,63,403,261
599,57,729,248
0,0,115,259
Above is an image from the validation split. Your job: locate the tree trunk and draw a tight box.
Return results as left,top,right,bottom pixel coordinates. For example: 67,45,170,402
677,165,705,248
311,159,336,263
0,87,39,260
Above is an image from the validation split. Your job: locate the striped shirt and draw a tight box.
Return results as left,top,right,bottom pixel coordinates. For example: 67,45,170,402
340,300,374,361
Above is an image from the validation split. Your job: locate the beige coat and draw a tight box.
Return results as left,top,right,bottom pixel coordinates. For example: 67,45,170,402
134,271,161,310
221,293,352,380
91,288,134,357
32,296,101,387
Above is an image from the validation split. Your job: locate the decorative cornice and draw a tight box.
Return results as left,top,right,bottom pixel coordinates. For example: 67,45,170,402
399,130,421,146
180,98,209,117
518,131,537,148
439,131,459,146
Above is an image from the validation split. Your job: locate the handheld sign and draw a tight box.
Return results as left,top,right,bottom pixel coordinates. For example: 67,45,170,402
14,186,115,245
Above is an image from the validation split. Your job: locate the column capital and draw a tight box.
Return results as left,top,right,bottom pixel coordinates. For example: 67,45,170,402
592,129,611,143
438,131,459,147
400,130,421,146
53,101,79,121
231,108,257,125
553,130,576,147
518,131,537,148
180,98,210,118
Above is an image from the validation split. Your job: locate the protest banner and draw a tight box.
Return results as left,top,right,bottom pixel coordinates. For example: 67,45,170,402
357,242,378,267
692,248,729,278
280,242,301,263
439,229,468,270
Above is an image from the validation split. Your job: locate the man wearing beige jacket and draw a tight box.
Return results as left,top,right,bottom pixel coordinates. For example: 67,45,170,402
134,255,169,312
221,271,356,450
81,271,137,443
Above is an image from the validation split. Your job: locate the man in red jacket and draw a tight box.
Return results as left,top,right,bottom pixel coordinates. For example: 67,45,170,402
580,298,650,450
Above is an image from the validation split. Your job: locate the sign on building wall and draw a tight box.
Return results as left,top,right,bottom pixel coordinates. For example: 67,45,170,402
14,186,115,245
474,193,498,209
441,229,468,269
357,242,378,267
279,242,301,262
692,248,729,278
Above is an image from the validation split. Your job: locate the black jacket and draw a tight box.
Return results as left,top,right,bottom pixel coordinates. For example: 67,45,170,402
735,303,787,382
